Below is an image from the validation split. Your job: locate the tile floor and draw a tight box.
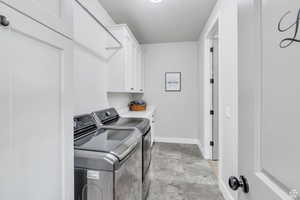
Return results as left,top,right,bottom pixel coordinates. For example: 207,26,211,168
148,143,224,200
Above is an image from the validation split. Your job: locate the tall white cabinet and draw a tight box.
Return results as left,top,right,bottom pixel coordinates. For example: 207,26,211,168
107,24,145,93
0,2,73,200
136,45,145,92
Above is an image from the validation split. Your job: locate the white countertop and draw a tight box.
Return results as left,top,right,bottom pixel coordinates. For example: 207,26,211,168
118,105,156,119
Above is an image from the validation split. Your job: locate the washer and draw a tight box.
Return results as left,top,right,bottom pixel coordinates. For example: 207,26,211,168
74,114,142,200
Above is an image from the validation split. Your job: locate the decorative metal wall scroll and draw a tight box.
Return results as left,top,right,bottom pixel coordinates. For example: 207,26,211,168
278,8,300,48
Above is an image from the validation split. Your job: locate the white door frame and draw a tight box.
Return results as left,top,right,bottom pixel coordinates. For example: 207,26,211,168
203,18,219,161
200,2,239,200
211,29,219,161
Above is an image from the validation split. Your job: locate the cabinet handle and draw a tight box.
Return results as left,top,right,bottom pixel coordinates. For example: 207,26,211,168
0,15,10,27
140,89,143,91
131,88,134,90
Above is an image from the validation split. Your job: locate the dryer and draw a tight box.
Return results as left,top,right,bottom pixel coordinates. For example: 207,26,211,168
92,108,152,200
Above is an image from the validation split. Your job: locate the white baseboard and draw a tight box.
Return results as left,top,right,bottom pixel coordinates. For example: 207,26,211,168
219,179,235,200
154,137,199,144
197,141,205,157
203,149,211,160
197,140,212,160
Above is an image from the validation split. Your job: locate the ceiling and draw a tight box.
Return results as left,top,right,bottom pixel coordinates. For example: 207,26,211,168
98,0,217,44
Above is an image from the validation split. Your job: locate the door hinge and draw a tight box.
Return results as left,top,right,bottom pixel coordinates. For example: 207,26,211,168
210,78,214,84
210,47,214,53
210,141,214,146
210,110,214,115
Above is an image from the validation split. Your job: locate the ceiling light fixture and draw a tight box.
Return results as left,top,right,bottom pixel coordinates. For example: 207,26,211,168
150,0,162,3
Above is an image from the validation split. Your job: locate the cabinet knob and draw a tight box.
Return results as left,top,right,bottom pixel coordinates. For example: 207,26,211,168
0,15,10,27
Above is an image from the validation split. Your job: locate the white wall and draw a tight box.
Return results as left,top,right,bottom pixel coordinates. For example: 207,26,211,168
73,0,130,115
142,42,199,144
107,93,131,109
198,0,238,200
73,46,109,115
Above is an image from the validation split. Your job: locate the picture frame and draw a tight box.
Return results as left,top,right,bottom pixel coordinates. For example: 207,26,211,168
165,72,181,92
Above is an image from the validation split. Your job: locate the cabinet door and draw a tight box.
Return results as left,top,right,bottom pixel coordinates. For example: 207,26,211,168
136,46,144,92
132,44,138,92
135,46,141,92
0,0,72,37
108,26,141,93
124,35,135,91
142,47,146,91
0,4,73,200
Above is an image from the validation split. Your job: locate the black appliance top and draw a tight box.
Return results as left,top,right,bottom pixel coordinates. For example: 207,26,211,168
93,108,150,134
93,107,119,124
74,114,98,139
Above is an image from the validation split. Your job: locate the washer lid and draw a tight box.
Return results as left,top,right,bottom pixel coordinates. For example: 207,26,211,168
92,108,150,134
74,127,140,161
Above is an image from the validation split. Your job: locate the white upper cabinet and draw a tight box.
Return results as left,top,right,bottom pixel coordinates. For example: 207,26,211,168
107,24,144,93
136,46,145,92
0,0,73,37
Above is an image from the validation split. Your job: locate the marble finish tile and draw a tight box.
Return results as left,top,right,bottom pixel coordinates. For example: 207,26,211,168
148,179,185,200
148,143,224,200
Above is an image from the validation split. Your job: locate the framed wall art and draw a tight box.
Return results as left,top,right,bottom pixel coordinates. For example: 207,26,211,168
165,72,181,92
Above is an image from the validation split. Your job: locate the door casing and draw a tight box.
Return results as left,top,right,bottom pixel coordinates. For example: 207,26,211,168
211,36,219,161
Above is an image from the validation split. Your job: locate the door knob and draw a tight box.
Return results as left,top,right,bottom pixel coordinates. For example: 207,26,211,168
228,176,249,193
289,189,299,200
0,15,10,26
